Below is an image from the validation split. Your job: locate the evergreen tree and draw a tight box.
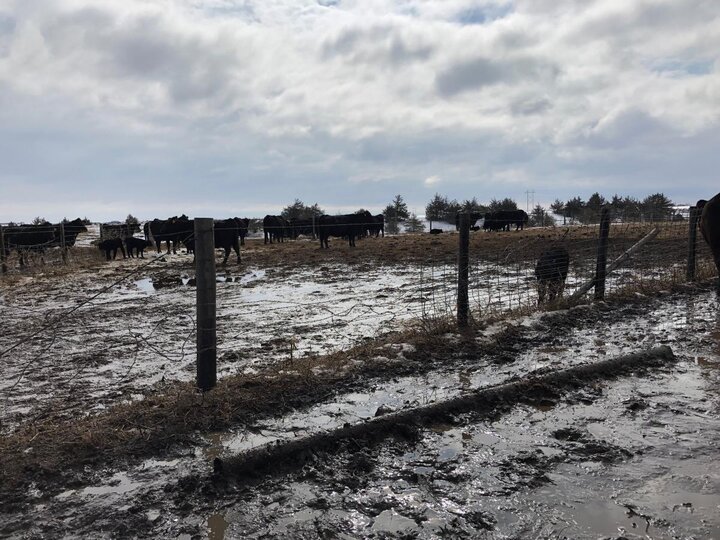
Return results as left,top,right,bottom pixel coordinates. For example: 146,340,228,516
641,193,674,222
550,199,566,224
564,197,584,224
425,193,449,222
622,196,642,221
385,218,400,234
610,194,623,216
583,192,607,223
445,199,462,221
383,194,409,222
487,197,518,212
404,213,425,233
461,197,486,213
281,199,324,220
530,205,555,227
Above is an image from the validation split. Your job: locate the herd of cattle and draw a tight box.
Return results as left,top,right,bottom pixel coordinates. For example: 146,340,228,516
97,216,250,265
0,218,88,266
262,212,385,247
452,209,530,232
1,194,719,301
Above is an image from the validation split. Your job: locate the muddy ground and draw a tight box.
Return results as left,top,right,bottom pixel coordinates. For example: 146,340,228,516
0,229,719,538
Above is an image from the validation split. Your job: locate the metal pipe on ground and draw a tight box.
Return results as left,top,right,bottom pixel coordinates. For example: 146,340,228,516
213,345,674,482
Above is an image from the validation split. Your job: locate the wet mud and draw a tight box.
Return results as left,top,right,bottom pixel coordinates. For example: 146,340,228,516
1,283,718,539
1,229,719,538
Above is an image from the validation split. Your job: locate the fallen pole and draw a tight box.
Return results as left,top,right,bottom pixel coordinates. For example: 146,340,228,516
213,345,674,481
570,227,660,301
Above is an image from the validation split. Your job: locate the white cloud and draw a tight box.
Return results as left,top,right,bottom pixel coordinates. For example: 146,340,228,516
424,175,441,186
0,0,718,222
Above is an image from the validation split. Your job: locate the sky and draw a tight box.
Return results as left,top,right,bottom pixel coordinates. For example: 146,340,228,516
0,0,719,223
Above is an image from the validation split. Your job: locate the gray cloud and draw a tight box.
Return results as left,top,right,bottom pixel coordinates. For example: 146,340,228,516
435,56,559,96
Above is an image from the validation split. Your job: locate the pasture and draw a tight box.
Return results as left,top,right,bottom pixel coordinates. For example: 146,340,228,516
0,221,719,539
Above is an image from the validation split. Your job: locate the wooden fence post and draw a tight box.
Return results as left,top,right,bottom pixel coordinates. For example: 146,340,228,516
195,218,217,392
59,223,68,264
457,213,470,328
687,206,699,282
0,224,6,274
594,207,611,300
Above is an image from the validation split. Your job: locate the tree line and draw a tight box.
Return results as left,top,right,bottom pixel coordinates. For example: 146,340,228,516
277,191,680,236
425,192,679,226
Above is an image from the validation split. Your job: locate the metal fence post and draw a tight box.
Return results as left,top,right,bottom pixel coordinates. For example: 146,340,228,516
0,224,6,274
594,207,611,300
457,213,470,328
687,206,699,282
195,218,217,392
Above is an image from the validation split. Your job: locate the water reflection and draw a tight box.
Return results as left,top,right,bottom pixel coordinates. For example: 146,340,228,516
208,513,228,540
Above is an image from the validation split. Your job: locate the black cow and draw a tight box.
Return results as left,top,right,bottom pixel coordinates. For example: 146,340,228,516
53,219,88,247
535,246,570,304
367,214,385,238
214,218,241,265
180,218,242,264
429,228,443,235
697,194,720,292
125,237,152,258
318,214,365,248
263,215,289,244
2,218,87,266
145,215,194,254
483,210,528,231
99,238,126,260
235,217,250,246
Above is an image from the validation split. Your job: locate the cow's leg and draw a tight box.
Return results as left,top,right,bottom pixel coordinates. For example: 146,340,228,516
234,240,241,264
537,280,547,305
222,247,230,266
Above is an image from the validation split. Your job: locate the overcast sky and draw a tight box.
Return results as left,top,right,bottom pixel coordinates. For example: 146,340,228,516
1,0,718,222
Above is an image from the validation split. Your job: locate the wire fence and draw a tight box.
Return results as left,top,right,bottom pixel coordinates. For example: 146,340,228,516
0,211,716,433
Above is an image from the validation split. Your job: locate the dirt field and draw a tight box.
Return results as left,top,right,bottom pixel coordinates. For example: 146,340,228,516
1,227,718,538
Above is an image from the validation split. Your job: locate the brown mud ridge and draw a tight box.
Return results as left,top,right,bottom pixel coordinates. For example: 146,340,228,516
0,281,708,508
213,346,674,484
